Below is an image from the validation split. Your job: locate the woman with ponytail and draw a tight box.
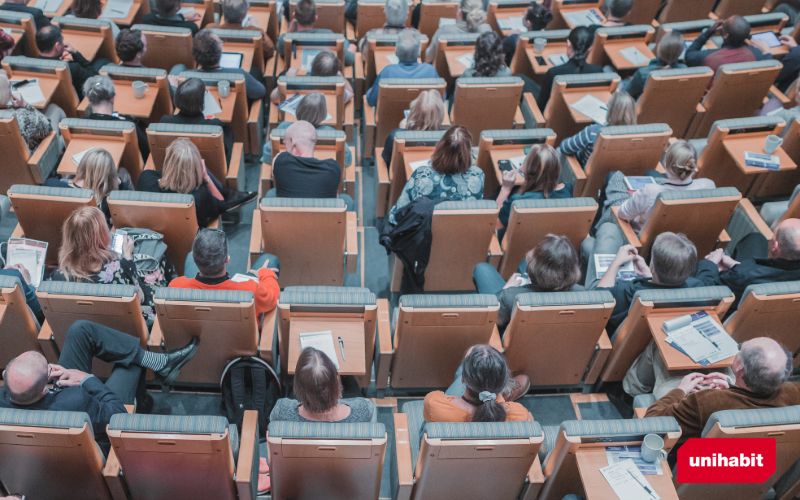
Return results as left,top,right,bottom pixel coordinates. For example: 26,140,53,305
425,0,491,62
536,25,602,109
424,345,532,423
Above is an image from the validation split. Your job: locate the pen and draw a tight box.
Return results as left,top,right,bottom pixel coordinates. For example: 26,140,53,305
11,79,33,88
627,470,656,498
338,336,346,361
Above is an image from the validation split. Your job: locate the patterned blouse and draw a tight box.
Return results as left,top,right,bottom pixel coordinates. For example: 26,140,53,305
49,258,158,325
389,164,485,224
10,105,53,151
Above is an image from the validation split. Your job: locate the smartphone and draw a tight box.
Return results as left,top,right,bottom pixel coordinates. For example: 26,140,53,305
535,56,546,65
498,159,513,172
112,229,127,254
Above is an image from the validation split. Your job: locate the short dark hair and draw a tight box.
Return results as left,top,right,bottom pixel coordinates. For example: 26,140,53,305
723,15,751,48
650,232,697,286
36,25,63,53
174,77,206,115
605,0,633,18
294,0,316,26
526,235,581,292
524,2,552,31
193,29,222,69
461,345,509,423
192,228,227,276
310,50,340,76
431,125,472,175
155,0,181,16
115,29,144,63
72,0,102,19
293,347,341,413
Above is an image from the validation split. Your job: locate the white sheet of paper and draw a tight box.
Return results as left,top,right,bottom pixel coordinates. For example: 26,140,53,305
570,94,608,125
498,16,524,31
594,253,634,280
409,159,430,172
231,273,258,283
203,90,222,116
12,79,45,105
691,313,739,363
100,0,133,18
457,53,474,69
563,9,602,27
300,49,321,71
438,17,456,27
619,46,650,66
385,54,399,64
71,147,95,166
34,0,61,12
508,155,526,171
177,6,196,16
600,459,660,500
299,331,339,369
6,238,47,288
548,53,569,65
605,446,663,476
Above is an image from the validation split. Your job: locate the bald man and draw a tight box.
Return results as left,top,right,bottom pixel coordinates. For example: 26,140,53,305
272,120,343,200
645,338,799,439
685,16,771,77
700,218,800,308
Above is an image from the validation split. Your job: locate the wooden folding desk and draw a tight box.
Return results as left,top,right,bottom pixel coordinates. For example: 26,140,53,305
60,29,105,63
605,41,656,72
76,80,159,119
287,318,367,376
493,10,526,37
10,76,59,110
443,45,474,79
722,134,797,195
27,0,72,17
576,447,679,500
489,146,527,186
58,138,126,176
527,43,569,78
646,312,735,372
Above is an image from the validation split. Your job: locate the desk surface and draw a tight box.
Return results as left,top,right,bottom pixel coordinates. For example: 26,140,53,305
722,135,798,175
61,30,104,62
402,148,435,179
576,447,678,500
647,311,735,372
527,43,570,76
58,137,126,176
287,318,367,376
77,81,159,119
204,87,237,123
561,6,606,29
10,75,59,110
27,0,72,16
563,90,611,124
605,41,656,72
444,46,474,79
489,147,527,186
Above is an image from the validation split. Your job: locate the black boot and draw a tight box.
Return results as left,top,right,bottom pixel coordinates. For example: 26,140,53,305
154,337,200,386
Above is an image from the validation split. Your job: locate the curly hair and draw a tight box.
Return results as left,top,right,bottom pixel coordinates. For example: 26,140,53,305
192,29,222,69
472,31,505,77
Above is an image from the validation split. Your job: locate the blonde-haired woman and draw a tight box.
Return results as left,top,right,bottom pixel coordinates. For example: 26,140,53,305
0,71,53,151
558,90,637,166
137,138,255,226
382,89,446,166
426,0,490,63
49,206,158,324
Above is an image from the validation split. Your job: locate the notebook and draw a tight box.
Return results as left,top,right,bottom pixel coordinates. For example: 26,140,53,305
570,94,608,125
11,79,46,105
619,46,650,66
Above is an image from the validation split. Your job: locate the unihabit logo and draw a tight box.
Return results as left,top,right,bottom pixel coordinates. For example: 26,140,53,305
677,438,776,484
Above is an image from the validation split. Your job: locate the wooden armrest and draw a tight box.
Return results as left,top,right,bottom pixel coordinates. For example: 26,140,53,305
102,448,128,500
584,329,612,384
610,206,642,249
345,211,358,273
393,413,414,500
525,456,545,500
375,298,393,390
563,154,587,197
344,161,356,197
353,52,364,81
737,198,774,240
488,234,503,268
27,132,57,183
249,209,263,260
147,318,164,349
11,223,24,239
770,85,792,108
225,142,245,190
634,407,648,419
489,325,504,353
375,148,390,216
37,321,59,362
522,92,545,128
235,410,259,500
258,308,277,365
259,162,273,197
247,99,264,156
268,101,280,127
363,95,376,127
717,228,731,249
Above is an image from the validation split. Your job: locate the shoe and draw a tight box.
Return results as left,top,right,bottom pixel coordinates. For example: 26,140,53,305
220,190,257,213
154,337,200,386
503,374,531,402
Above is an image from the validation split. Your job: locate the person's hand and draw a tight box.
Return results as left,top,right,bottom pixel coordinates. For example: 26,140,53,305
186,11,202,22
703,372,731,390
710,20,723,35
780,35,798,49
9,92,26,108
55,368,91,387
677,372,707,395
60,50,74,62
286,66,298,77
632,255,651,277
62,43,76,54
5,263,31,283
501,169,516,189
122,235,134,259
614,244,639,265
503,272,528,289
719,253,739,272
48,363,66,382
705,248,724,265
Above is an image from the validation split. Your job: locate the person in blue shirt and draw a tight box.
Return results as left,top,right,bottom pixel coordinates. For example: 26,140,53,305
366,29,438,107
495,144,572,240
623,31,686,100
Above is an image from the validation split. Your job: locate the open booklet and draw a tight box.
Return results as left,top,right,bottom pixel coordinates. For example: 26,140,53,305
662,311,739,365
299,331,339,369
594,253,636,281
6,238,47,288
570,94,608,125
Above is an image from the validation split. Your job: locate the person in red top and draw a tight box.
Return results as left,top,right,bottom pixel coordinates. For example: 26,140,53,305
685,16,771,82
169,229,280,315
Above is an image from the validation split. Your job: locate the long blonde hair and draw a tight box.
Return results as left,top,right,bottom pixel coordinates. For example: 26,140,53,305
606,90,637,127
58,206,115,280
75,148,119,204
406,90,445,131
160,138,204,193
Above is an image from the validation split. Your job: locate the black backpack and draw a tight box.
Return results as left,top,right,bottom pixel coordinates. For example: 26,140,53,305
220,357,282,432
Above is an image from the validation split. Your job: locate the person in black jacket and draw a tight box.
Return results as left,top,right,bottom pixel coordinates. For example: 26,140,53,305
83,75,150,162
36,26,98,100
0,0,51,29
0,320,199,451
536,26,602,111
699,218,800,309
774,34,800,93
140,0,201,34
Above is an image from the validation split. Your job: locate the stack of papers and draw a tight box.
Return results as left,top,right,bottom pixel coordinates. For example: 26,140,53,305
606,446,663,476
34,0,62,12
548,53,569,66
100,0,133,18
11,79,45,105
619,46,650,66
594,253,636,281
570,94,608,125
203,91,222,116
300,49,321,71
409,159,430,172
663,311,739,365
563,8,603,27
299,331,339,369
624,176,657,191
600,459,660,500
498,16,525,31
6,238,47,287
457,53,474,69
744,151,781,170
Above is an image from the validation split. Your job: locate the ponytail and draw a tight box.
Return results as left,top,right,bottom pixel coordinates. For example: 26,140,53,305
461,345,510,423
472,390,507,423
568,26,594,69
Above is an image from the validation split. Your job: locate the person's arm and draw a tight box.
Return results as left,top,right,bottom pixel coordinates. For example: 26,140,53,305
202,161,225,201
597,244,639,288
617,187,649,222
684,23,718,67
694,257,723,286
252,267,280,314
56,369,126,432
366,73,381,107
644,373,707,438
242,71,267,100
558,125,596,157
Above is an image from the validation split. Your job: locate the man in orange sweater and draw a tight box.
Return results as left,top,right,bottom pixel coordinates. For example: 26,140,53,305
169,229,280,314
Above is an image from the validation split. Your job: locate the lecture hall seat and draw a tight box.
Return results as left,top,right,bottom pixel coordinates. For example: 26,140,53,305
0,274,42,370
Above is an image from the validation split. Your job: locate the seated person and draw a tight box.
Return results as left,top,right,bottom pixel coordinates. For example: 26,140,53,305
170,228,280,315
593,232,716,333
366,28,438,107
48,206,175,325
600,0,632,27
623,31,685,99
82,75,150,162
141,0,202,34
277,0,355,66
190,29,267,102
558,90,636,166
0,0,49,29
536,26,602,111
685,16,770,78
502,2,552,66
381,89,446,167
461,31,512,78
67,0,120,38
0,71,53,151
1,320,198,450
207,0,275,60
644,337,799,439
262,92,352,166
496,144,572,238
426,0,491,63
700,218,800,306
358,0,420,58
160,77,233,162
774,34,800,93
137,138,256,226
473,234,583,330
424,344,531,422
773,79,800,130
388,125,485,224
0,265,44,325
270,50,354,105
36,26,98,100
270,347,375,422
115,29,146,68
45,148,133,226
